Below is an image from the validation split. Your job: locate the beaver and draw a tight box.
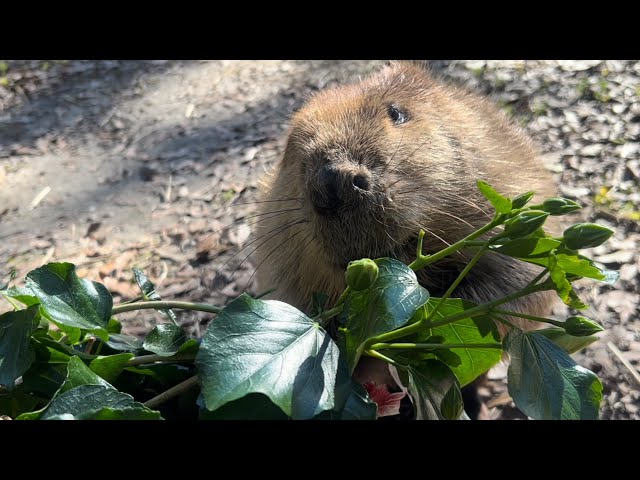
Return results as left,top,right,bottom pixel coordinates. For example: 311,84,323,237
253,61,558,418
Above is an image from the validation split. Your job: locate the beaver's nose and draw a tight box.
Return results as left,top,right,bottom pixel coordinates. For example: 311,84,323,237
310,165,370,216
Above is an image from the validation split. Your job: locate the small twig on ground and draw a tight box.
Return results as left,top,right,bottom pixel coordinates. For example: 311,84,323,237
607,341,640,387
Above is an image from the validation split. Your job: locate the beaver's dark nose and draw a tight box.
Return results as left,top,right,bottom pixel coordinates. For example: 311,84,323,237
310,165,370,216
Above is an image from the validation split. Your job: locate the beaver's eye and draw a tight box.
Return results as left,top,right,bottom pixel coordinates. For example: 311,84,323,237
388,104,408,125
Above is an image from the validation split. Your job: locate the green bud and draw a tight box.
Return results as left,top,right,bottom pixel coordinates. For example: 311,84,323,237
441,383,464,420
563,223,614,250
511,191,535,209
541,197,582,215
345,258,379,291
563,316,604,336
503,210,550,239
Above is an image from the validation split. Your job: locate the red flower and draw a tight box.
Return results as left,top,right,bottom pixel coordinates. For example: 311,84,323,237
363,382,407,418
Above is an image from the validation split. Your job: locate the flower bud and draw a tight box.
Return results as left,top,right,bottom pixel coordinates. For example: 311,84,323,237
345,258,379,291
563,223,614,250
563,316,603,336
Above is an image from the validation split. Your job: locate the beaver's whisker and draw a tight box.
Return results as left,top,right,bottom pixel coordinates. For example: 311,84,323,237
231,197,304,206
222,219,308,290
423,206,476,229
212,217,307,282
244,230,314,293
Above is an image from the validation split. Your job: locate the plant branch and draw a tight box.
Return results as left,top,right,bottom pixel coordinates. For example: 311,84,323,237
364,283,552,347
364,349,407,370
424,244,488,323
143,375,200,409
409,216,502,271
127,353,196,367
491,308,562,327
315,304,345,328
370,342,503,350
112,301,221,315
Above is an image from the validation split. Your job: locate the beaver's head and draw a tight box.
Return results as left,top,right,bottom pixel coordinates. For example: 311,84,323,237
281,61,477,270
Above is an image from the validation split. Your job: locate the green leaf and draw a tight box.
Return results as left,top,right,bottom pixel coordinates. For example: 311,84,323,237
39,384,161,420
563,223,614,250
339,258,430,372
1,286,40,307
536,328,598,355
311,292,329,317
511,191,535,209
107,317,122,334
133,268,178,324
142,323,188,357
541,197,582,215
477,180,512,214
25,263,111,341
32,336,96,361
441,383,464,420
60,356,110,393
503,211,550,239
0,305,39,388
548,255,571,302
504,330,602,420
523,252,606,281
196,294,347,420
90,353,135,383
0,385,41,418
199,393,289,420
410,298,501,387
336,383,378,420
406,359,460,420
491,237,561,258
106,333,144,352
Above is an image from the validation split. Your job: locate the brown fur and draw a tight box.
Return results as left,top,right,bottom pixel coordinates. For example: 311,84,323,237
255,61,557,327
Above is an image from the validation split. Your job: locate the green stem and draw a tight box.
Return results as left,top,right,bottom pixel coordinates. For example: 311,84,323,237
526,269,549,288
491,309,562,327
143,375,200,409
364,283,551,347
315,304,345,328
424,244,488,323
127,353,196,367
334,286,351,307
370,342,503,350
409,216,502,271
364,349,407,370
112,301,221,315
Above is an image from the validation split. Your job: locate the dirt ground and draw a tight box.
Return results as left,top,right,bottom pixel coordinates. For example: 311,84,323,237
1,60,638,419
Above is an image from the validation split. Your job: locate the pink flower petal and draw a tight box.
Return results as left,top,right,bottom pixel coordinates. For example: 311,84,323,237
363,382,407,418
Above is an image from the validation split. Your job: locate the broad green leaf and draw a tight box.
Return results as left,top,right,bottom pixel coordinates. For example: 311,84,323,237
176,339,199,355
536,328,598,355
336,382,378,420
143,323,188,357
410,298,501,387
441,383,464,420
1,286,40,307
199,393,289,420
406,359,460,420
133,268,178,324
196,294,346,420
477,180,512,214
90,353,135,383
563,223,614,250
39,384,161,420
504,329,602,420
311,292,329,317
59,356,110,394
25,263,111,340
491,237,561,258
49,322,82,345
0,305,39,387
106,334,144,352
339,258,430,372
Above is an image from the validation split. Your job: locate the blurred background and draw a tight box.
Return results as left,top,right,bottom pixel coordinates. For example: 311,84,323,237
0,60,638,419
